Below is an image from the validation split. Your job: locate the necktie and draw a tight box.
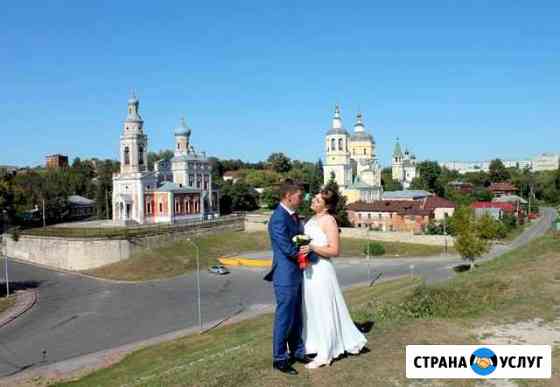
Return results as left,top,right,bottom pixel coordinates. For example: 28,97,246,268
292,212,299,223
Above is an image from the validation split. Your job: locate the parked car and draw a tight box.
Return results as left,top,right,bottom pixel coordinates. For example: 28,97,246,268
208,265,230,275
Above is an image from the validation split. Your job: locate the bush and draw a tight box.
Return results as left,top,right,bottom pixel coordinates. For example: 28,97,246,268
363,242,385,256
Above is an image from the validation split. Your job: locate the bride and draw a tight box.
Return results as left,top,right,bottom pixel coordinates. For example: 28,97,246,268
299,187,368,369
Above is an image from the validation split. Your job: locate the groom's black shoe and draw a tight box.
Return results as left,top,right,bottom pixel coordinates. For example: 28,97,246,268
273,360,298,375
289,355,314,365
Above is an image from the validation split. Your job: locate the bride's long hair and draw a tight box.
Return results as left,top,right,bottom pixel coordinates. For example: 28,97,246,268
319,188,339,216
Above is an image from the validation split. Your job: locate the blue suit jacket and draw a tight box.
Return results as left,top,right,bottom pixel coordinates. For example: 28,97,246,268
264,205,303,286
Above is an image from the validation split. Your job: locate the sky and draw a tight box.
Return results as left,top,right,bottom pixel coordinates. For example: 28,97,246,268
1,1,559,168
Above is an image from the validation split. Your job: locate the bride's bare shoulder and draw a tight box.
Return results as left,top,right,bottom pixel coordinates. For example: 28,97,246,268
318,214,338,229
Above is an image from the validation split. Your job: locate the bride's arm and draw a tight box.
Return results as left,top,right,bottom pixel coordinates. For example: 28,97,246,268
309,216,340,258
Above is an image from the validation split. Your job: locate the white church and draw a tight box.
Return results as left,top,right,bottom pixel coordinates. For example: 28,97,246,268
112,95,218,225
323,106,383,203
323,106,418,203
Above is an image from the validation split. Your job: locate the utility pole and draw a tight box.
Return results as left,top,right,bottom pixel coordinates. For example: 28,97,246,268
42,198,46,227
443,214,448,255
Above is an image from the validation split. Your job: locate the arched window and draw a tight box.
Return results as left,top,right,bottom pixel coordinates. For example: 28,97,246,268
139,146,144,165
363,149,366,155
331,138,335,151
124,147,130,165
177,143,180,150
159,203,163,213
338,138,343,151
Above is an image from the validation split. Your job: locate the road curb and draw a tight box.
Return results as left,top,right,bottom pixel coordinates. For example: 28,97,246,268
0,289,37,330
0,274,406,386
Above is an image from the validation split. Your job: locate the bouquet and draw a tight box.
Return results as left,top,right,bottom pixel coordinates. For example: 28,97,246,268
292,234,312,269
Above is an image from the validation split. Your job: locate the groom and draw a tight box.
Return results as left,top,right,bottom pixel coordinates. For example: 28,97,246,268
264,179,312,375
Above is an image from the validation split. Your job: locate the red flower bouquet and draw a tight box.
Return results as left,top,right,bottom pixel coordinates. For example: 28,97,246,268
292,234,312,269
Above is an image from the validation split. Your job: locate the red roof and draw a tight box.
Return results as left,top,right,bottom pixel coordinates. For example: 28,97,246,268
489,182,518,192
421,195,457,210
347,200,432,216
471,201,514,212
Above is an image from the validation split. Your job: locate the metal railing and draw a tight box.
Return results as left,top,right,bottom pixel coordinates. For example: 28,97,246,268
20,213,246,239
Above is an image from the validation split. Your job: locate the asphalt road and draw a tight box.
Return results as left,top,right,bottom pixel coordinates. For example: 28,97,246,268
0,207,555,378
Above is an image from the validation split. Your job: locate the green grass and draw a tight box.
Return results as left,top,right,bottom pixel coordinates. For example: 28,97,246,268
57,233,560,387
340,237,455,257
83,231,271,281
84,231,455,281
0,295,15,314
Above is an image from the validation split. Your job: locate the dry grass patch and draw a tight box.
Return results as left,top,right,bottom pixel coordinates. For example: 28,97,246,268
0,295,15,314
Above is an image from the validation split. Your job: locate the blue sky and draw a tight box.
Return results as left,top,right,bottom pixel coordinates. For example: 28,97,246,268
1,1,559,167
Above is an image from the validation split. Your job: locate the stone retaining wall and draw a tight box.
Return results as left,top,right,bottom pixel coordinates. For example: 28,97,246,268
2,217,244,271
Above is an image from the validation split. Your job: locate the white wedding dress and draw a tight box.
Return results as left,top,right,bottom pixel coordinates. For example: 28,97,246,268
302,216,367,365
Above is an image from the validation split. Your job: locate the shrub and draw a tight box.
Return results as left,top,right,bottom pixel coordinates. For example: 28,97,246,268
363,242,385,256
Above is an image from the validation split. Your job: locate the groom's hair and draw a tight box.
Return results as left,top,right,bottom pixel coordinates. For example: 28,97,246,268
279,179,303,199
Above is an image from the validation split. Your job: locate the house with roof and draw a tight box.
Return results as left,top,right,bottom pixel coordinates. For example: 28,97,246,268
346,194,456,232
489,182,518,197
471,201,517,220
448,180,474,194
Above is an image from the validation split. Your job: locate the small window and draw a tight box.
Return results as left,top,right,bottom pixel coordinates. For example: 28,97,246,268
331,138,335,151
159,203,163,212
338,138,343,151
124,146,130,165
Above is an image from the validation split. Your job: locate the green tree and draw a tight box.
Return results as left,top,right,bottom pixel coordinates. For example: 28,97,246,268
410,161,443,195
452,207,490,268
324,176,351,227
477,213,500,240
147,149,174,170
261,187,281,210
381,167,403,191
219,181,259,214
244,169,282,188
488,159,510,183
267,153,292,173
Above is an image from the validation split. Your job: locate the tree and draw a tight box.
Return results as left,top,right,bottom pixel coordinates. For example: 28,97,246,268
489,159,510,183
244,169,282,188
381,168,403,191
261,187,281,210
219,181,259,214
147,149,174,170
410,161,443,195
477,213,500,240
267,153,292,173
323,176,351,227
452,207,490,269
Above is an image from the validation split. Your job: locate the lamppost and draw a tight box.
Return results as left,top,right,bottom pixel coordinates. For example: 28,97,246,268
186,238,202,333
1,218,8,297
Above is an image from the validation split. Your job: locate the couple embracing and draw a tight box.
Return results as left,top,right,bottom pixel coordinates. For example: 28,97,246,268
264,179,367,375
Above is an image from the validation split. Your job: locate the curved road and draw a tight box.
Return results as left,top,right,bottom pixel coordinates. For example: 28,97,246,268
0,208,555,378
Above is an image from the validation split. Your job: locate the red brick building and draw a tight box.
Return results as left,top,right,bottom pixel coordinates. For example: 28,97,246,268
45,154,69,169
347,195,456,233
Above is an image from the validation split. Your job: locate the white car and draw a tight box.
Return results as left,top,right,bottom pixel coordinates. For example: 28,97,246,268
208,265,229,275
